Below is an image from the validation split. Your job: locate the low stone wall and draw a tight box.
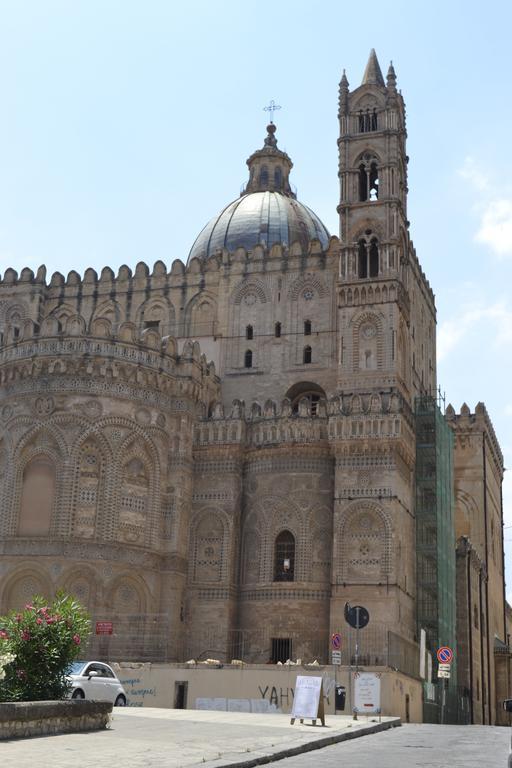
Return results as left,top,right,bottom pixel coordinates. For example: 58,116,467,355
0,700,112,740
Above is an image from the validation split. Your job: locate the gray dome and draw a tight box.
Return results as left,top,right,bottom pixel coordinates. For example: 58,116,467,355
188,191,330,262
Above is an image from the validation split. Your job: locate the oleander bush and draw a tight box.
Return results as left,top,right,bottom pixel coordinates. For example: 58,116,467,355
0,592,90,701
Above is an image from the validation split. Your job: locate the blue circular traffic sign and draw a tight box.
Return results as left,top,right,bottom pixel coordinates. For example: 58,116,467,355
437,646,453,664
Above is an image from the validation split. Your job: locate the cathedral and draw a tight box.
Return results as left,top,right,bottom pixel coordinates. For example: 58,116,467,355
0,50,507,724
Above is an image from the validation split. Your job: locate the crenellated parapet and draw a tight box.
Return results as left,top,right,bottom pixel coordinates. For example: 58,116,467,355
0,317,220,412
446,401,504,477
193,390,415,452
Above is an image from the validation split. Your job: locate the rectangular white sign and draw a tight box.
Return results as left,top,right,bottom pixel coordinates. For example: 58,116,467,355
438,669,450,678
419,628,426,679
353,672,381,714
291,676,322,720
331,650,341,665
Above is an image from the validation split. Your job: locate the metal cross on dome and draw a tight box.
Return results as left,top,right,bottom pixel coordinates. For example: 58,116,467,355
263,100,282,123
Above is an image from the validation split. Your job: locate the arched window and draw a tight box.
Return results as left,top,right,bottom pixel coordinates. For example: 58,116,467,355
286,382,326,417
303,345,312,364
369,238,379,277
369,162,379,200
274,166,282,189
358,238,379,279
19,456,56,536
304,320,312,336
275,322,281,338
274,530,295,581
371,108,378,131
358,164,367,202
358,239,368,278
244,349,253,368
246,325,253,340
259,166,269,187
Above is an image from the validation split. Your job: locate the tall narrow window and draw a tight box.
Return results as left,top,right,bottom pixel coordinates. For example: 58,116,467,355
244,349,253,368
358,164,367,201
358,239,368,278
304,320,312,336
259,166,269,187
303,345,312,364
246,325,253,340
369,239,379,277
371,108,378,131
275,322,281,338
274,530,295,581
274,166,282,189
369,162,379,200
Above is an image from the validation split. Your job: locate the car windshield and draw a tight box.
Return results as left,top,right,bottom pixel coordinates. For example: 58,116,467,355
68,661,86,675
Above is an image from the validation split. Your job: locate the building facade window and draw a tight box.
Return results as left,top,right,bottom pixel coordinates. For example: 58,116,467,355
274,530,295,581
303,346,312,364
246,325,253,340
244,349,253,368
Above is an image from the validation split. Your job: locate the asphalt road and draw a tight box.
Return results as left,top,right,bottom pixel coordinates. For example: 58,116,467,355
274,723,510,768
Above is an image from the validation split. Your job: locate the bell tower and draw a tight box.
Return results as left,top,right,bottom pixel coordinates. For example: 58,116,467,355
335,50,427,402
330,51,437,650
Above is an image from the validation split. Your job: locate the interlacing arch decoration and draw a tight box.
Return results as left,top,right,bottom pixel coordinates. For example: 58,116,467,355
60,566,98,611
288,273,329,302
246,495,306,582
86,422,162,547
136,296,175,336
185,292,217,338
90,299,122,334
189,507,231,583
337,501,393,583
231,279,269,306
1,568,53,613
8,424,67,538
241,514,263,585
107,574,148,615
454,489,479,538
70,435,110,540
351,310,384,371
308,506,332,583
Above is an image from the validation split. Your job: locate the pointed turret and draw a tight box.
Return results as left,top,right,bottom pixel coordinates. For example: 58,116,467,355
386,61,397,93
338,69,349,116
361,48,385,87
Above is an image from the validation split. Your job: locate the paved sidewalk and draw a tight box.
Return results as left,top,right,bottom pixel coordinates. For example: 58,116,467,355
1,708,400,768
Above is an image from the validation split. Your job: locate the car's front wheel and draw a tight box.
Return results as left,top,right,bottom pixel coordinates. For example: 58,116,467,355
114,694,126,707
72,689,85,700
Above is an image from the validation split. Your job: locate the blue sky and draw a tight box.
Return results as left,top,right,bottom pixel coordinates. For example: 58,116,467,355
1,1,511,595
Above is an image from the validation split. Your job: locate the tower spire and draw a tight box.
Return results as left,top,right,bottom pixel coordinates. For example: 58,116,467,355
361,48,385,87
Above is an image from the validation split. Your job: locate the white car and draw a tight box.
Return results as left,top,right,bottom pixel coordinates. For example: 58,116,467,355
68,661,127,706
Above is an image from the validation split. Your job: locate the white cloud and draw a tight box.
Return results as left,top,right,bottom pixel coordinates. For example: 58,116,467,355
475,199,512,257
437,300,512,361
458,157,512,258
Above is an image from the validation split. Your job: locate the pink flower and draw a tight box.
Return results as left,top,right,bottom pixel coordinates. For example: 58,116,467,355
15,614,22,623
72,634,81,645
36,618,43,625
0,629,8,639
21,630,31,641
24,604,34,611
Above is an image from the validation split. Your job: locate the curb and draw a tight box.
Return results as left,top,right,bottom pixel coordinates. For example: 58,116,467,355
211,717,401,768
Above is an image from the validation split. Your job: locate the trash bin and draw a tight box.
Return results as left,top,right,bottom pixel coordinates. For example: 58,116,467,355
335,685,346,711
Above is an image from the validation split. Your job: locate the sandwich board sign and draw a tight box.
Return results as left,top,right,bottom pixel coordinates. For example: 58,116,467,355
353,672,381,715
290,676,325,726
